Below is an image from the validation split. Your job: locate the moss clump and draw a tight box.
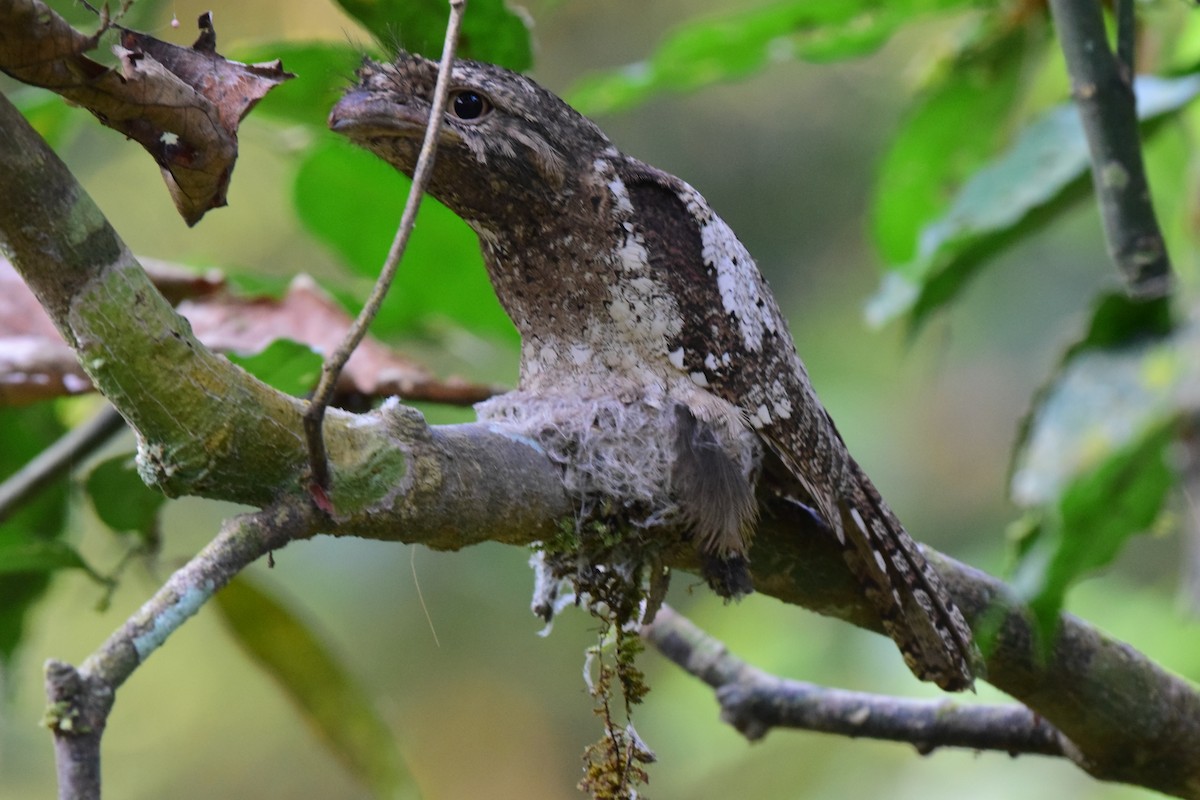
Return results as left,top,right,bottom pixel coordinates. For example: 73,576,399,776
579,613,654,800
533,505,661,799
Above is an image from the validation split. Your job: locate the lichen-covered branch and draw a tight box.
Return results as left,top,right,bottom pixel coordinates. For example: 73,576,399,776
741,502,1200,799
1047,0,1172,296
0,86,414,511
644,606,1070,757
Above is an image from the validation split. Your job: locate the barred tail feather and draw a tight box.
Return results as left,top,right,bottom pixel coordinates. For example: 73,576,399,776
835,459,980,692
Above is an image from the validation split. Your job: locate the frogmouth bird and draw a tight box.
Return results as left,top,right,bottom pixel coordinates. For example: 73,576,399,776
329,52,979,691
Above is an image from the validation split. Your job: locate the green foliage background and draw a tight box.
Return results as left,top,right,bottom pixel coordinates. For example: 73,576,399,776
3,0,1200,798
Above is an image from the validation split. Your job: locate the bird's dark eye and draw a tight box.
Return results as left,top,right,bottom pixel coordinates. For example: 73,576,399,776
450,90,491,121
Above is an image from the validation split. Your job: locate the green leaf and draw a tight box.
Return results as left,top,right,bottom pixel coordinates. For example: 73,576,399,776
0,403,69,666
0,538,86,574
1065,292,1174,356
228,340,323,397
293,140,515,341
214,576,414,799
1141,102,1198,281
0,538,108,583
567,0,979,116
869,26,1037,268
1008,291,1174,486
11,89,84,150
85,454,165,543
231,42,365,129
1012,423,1174,640
334,0,532,71
1007,313,1200,635
1011,316,1193,507
869,73,1200,329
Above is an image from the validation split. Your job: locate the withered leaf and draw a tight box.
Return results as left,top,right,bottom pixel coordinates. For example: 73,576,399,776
0,2,293,224
0,257,495,407
177,275,497,404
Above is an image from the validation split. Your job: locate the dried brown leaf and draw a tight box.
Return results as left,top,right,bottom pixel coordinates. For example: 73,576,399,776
0,257,494,407
0,258,92,405
0,2,293,224
178,275,496,404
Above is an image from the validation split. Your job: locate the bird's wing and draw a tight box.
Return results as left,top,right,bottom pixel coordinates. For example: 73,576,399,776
617,159,979,691
615,158,840,517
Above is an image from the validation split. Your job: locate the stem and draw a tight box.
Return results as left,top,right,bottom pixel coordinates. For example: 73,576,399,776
1047,0,1171,297
44,500,322,799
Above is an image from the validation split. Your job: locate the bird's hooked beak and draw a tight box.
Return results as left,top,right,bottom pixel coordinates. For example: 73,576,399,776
329,89,440,141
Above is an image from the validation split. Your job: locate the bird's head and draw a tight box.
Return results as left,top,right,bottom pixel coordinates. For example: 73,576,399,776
329,52,613,236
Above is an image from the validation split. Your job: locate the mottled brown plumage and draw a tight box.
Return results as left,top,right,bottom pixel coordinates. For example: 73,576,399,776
329,52,980,691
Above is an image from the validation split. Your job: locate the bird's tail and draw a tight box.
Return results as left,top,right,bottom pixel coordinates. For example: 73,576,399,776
836,458,981,691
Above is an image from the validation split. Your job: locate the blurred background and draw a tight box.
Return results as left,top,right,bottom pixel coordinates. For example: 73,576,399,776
2,0,1197,798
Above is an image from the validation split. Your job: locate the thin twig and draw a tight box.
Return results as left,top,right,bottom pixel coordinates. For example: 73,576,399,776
303,0,468,493
0,403,125,525
1047,0,1172,297
643,605,1072,758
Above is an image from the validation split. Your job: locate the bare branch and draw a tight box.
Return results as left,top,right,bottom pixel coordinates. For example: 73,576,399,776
305,0,468,492
743,499,1200,799
1047,0,1171,296
644,605,1071,757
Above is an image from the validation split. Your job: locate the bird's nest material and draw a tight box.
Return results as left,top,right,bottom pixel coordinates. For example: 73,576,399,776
477,391,689,622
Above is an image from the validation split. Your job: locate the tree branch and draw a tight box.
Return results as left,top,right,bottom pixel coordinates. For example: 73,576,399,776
43,500,322,800
1047,0,1172,296
0,84,407,508
644,605,1070,756
746,502,1200,798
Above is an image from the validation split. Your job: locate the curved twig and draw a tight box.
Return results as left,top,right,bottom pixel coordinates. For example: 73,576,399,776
44,500,323,800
